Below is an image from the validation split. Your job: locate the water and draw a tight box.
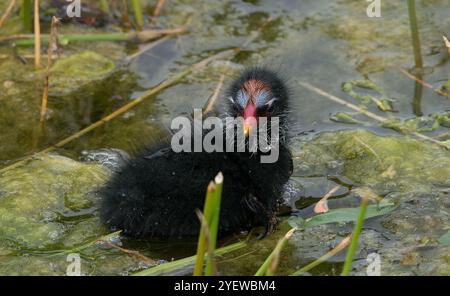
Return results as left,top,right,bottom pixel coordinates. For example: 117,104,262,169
0,0,449,275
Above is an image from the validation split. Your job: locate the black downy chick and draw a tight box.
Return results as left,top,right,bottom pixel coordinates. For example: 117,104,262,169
100,68,293,238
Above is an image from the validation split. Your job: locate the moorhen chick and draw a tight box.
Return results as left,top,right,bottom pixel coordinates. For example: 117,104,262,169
100,67,293,238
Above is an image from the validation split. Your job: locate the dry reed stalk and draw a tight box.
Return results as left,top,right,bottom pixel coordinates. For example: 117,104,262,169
314,185,341,214
444,36,450,54
4,26,187,45
203,74,225,114
34,0,40,68
39,16,59,124
0,0,16,28
399,68,450,99
104,241,157,265
153,0,166,17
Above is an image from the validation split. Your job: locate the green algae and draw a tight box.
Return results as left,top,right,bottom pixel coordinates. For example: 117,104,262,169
47,51,115,94
0,154,108,249
0,154,147,275
284,130,450,275
296,129,450,190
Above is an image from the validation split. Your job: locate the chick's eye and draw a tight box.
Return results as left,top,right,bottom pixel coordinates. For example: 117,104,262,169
264,97,278,113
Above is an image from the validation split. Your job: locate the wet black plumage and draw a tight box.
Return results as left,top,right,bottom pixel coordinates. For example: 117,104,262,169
100,68,293,238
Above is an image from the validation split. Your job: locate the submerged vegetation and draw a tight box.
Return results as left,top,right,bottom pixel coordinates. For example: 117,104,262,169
0,0,449,276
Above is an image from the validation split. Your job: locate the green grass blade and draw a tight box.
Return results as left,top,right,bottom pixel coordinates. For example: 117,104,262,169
341,197,369,276
193,181,216,276
21,0,32,32
205,172,224,276
132,0,144,29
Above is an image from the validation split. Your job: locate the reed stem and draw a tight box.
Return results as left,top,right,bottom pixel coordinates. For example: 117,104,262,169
407,0,423,69
205,172,224,276
341,197,369,276
0,0,17,29
132,0,144,29
10,27,186,46
33,0,40,68
193,182,216,276
20,0,31,32
39,16,58,124
255,228,295,276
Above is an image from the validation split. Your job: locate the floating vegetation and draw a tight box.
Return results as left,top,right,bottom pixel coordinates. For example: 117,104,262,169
288,200,397,230
382,111,450,134
342,79,396,112
329,112,366,125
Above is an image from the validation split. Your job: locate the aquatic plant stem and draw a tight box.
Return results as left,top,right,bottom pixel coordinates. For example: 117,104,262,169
20,0,32,32
407,0,424,116
33,0,40,68
28,231,123,257
153,0,166,17
39,16,58,125
194,182,216,276
149,0,166,27
9,27,187,45
407,0,423,69
205,172,224,276
0,0,17,29
399,68,450,100
104,241,157,265
132,0,144,29
341,196,369,276
255,228,296,276
203,74,225,114
299,81,449,149
291,235,351,276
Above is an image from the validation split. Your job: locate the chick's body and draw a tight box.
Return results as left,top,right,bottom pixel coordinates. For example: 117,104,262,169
100,67,293,238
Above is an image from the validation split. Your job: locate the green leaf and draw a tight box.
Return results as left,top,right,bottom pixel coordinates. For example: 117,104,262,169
288,201,397,229
438,231,450,246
